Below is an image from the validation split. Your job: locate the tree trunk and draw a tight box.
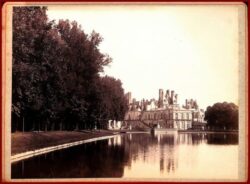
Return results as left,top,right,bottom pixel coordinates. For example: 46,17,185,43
45,121,48,132
75,122,79,131
31,121,35,131
59,122,62,131
51,122,55,131
22,117,24,132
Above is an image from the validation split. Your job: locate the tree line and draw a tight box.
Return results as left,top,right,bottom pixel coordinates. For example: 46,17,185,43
204,102,238,131
11,7,128,132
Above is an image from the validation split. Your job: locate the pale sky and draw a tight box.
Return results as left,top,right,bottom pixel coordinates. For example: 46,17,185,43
47,4,243,109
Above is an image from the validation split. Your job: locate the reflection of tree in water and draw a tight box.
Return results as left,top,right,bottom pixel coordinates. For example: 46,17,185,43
206,133,238,145
177,133,238,145
12,139,130,178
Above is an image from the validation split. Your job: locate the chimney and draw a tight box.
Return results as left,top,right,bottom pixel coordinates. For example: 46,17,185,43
159,89,164,100
175,94,178,104
190,99,194,108
158,89,164,108
166,90,170,96
171,90,174,99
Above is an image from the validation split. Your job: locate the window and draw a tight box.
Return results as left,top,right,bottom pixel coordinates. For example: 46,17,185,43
175,113,178,119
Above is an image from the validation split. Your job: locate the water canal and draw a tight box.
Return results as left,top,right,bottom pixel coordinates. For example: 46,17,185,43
11,132,238,179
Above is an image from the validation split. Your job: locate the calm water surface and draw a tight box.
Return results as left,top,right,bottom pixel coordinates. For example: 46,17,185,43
12,132,238,179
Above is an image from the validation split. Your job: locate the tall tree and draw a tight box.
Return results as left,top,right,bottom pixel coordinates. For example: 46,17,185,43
56,20,112,130
204,102,238,130
94,76,128,129
12,7,126,132
12,7,52,131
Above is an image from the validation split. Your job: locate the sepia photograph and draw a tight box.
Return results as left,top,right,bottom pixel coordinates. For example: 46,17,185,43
1,2,248,182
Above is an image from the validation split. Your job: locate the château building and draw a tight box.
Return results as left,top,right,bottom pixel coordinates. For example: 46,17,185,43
121,89,207,131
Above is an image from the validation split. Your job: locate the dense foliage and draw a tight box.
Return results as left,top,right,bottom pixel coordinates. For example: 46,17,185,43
204,102,238,130
12,7,128,132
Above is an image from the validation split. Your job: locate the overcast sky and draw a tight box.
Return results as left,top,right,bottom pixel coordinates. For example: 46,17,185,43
47,4,242,109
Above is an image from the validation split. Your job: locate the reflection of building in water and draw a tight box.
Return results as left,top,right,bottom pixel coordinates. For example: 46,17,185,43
129,134,132,141
155,133,178,145
149,133,178,174
121,133,179,176
108,136,122,146
155,133,212,174
122,133,236,178
177,133,207,145
160,134,177,174
123,89,207,131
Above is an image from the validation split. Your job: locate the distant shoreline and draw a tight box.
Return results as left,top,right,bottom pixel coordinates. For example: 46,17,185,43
178,130,239,133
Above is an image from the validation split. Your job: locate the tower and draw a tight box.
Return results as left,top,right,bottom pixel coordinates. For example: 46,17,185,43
165,90,170,105
170,90,175,105
125,92,132,105
158,89,164,108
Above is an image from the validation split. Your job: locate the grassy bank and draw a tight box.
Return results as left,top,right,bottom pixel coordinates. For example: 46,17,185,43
11,130,115,156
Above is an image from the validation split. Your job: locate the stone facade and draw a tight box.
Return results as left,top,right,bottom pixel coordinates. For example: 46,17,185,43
123,89,206,130
108,120,123,130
